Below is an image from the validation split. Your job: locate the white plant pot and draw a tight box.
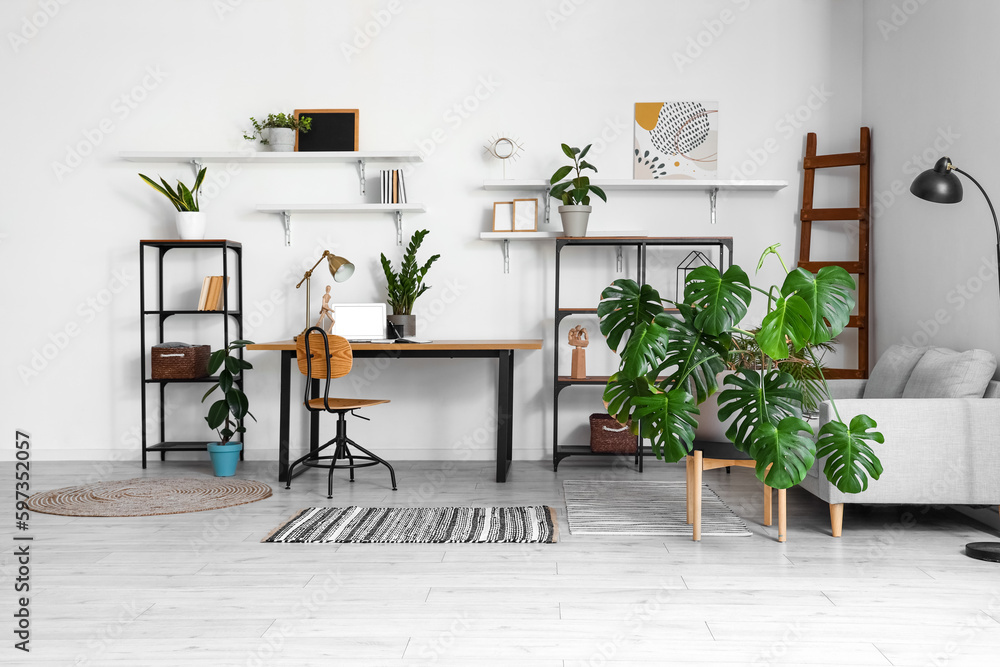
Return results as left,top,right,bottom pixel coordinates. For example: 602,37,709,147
175,211,207,240
558,205,592,237
262,127,295,152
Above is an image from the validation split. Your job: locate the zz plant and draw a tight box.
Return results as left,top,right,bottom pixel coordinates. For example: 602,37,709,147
380,229,441,315
201,340,255,445
599,244,884,493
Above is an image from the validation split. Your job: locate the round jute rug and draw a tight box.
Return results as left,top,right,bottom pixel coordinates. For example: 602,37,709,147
27,477,272,517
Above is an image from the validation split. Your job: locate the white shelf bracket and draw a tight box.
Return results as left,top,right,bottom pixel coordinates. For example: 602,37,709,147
357,159,367,196
395,210,403,246
502,239,510,274
281,211,292,247
709,188,719,225
543,187,551,225
616,246,623,273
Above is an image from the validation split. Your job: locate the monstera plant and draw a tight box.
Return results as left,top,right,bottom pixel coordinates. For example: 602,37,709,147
598,244,884,493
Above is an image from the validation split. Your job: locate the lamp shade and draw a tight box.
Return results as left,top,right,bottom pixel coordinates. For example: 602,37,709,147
910,156,964,204
327,254,355,282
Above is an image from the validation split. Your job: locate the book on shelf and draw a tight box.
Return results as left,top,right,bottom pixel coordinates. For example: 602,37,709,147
380,169,407,204
196,276,211,311
216,276,230,310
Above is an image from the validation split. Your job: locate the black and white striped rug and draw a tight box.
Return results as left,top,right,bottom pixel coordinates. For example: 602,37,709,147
563,480,752,536
263,505,558,543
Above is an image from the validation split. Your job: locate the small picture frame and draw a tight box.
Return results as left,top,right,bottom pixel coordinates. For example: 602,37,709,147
294,109,359,151
513,198,538,232
492,202,514,232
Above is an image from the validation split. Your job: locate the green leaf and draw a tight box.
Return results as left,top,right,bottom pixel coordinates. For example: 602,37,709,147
683,265,752,336
138,174,183,211
550,165,572,184
621,319,669,380
781,266,856,344
579,160,597,172
816,415,884,493
226,389,249,420
579,144,591,159
756,243,783,272
748,417,816,488
561,143,575,159
572,186,589,204
603,372,654,426
756,295,813,359
225,355,242,374
229,339,254,346
200,383,219,403
589,185,607,202
598,279,665,353
219,372,232,394
718,369,803,453
207,349,226,375
238,359,253,370
655,305,728,403
206,400,229,429
549,182,571,199
631,388,699,462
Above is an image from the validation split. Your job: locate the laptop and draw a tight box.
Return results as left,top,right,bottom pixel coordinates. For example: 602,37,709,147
329,303,390,342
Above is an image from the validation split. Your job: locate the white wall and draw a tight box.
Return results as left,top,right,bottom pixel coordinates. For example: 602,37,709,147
863,0,1000,364
1,0,863,463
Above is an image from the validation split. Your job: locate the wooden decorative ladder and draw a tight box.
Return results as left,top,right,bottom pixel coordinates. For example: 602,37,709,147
798,127,871,379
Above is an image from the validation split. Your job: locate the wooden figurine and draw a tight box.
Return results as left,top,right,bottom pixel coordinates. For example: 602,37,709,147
568,325,589,379
315,285,336,334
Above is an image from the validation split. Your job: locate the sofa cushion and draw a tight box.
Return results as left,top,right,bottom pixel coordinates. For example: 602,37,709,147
901,347,997,398
864,345,928,398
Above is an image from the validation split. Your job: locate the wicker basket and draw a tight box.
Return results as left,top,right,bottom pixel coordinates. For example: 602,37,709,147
151,343,210,379
589,413,637,453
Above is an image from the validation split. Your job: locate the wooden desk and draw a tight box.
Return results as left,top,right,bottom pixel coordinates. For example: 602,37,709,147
247,339,542,484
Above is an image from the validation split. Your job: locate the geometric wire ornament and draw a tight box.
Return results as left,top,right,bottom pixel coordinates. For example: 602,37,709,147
676,250,716,303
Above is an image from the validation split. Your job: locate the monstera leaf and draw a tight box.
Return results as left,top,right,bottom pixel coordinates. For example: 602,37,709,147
621,318,670,380
717,369,803,453
781,266,856,344
683,265,752,336
654,305,728,403
756,294,813,359
816,415,884,493
599,279,665,353
748,417,816,488
603,372,654,427
630,387,699,462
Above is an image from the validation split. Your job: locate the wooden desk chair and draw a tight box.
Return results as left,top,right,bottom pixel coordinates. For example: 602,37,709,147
286,327,397,498
686,440,786,542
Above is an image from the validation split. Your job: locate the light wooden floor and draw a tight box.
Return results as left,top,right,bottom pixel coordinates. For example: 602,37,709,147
3,458,1000,666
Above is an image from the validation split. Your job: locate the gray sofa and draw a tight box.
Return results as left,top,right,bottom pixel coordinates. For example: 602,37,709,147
800,345,1000,536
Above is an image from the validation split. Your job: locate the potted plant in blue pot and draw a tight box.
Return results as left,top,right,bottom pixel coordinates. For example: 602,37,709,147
201,339,254,476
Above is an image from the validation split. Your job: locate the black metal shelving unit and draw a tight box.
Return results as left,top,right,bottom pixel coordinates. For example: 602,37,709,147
139,239,244,467
552,236,733,472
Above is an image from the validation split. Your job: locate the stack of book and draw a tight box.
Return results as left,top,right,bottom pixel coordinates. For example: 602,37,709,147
380,169,407,204
196,276,231,311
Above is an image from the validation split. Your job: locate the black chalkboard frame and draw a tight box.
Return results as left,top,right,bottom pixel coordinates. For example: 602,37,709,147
294,109,359,151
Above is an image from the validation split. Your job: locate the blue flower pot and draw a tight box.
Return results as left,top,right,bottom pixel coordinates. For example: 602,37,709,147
207,442,243,477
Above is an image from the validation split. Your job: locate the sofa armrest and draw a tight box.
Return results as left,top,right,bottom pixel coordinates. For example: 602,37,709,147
825,379,867,400
812,397,1000,505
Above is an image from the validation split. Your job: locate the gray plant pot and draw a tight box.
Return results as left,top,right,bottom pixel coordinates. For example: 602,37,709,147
558,205,592,237
262,127,295,152
387,314,416,337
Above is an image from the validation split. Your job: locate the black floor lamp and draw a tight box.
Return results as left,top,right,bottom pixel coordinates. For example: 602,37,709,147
910,156,1000,563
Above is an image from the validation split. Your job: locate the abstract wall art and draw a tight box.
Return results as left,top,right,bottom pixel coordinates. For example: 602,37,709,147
634,102,718,179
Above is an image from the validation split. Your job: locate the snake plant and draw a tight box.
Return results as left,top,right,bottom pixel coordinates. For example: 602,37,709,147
599,244,884,493
138,167,207,212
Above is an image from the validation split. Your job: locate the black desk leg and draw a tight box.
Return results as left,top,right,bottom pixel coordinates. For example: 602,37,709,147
278,350,292,483
496,350,514,483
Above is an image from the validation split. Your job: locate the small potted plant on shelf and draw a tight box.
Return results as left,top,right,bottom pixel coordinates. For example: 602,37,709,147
598,243,885,494
380,229,441,337
201,339,255,477
138,167,208,240
243,112,312,152
549,143,607,237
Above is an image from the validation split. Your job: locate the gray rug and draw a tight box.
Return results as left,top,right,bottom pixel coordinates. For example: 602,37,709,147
263,506,558,543
563,480,752,536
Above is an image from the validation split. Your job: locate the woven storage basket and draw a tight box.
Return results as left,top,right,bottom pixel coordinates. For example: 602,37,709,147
589,413,637,453
151,343,210,380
